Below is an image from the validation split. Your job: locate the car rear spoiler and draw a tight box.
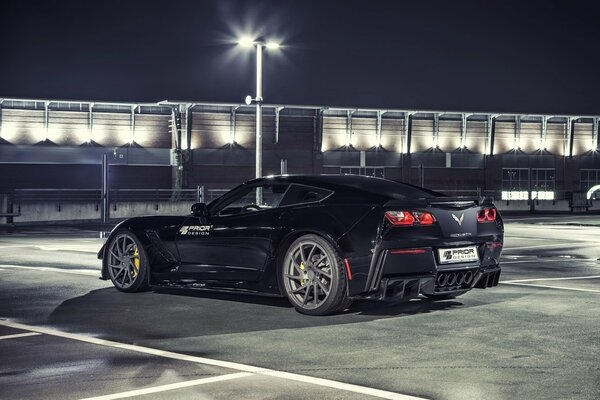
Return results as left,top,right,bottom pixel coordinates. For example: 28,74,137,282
384,196,494,208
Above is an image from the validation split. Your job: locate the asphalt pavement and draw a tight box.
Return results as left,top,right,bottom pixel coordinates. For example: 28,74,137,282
0,215,599,400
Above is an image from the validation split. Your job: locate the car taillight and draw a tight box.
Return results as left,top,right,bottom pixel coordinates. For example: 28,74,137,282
385,211,435,226
413,211,435,225
477,207,497,223
385,211,415,225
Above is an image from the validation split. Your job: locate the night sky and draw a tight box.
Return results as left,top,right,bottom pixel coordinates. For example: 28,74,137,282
1,0,600,115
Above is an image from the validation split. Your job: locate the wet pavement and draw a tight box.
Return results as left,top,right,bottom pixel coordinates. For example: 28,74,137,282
0,215,599,400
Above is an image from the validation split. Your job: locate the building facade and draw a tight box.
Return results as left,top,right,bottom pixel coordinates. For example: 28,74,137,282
1,98,599,202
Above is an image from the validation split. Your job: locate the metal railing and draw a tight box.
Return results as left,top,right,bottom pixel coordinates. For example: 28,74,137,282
109,189,200,203
3,186,234,223
10,187,230,204
203,189,229,203
430,189,577,202
13,189,102,202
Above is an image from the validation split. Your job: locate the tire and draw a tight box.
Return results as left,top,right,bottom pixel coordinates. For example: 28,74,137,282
105,230,150,293
280,234,352,316
423,291,467,301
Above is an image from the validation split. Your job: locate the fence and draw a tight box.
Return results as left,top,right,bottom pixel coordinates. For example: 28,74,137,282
1,186,598,224
2,187,231,224
11,187,229,204
432,189,575,202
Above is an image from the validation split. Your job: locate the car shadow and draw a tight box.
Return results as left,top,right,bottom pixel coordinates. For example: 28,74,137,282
45,285,501,342
152,286,293,308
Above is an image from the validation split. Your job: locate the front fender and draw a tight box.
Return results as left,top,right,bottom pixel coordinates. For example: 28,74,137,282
99,216,186,280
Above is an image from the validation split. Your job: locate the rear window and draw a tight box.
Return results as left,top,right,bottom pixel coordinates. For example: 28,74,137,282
280,184,332,206
340,179,441,200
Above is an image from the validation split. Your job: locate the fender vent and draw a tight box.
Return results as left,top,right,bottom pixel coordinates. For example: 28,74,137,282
145,230,178,263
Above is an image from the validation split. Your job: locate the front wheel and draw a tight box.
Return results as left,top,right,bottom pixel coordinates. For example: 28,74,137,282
105,231,149,293
281,234,352,316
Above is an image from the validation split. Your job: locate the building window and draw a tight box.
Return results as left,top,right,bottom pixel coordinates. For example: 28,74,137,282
581,169,600,199
531,168,555,200
501,168,555,200
340,167,384,178
501,168,529,200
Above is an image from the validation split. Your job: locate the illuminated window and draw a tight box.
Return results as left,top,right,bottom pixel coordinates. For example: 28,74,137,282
531,191,555,200
502,168,529,192
501,168,555,200
531,168,555,194
581,169,600,199
501,191,529,200
340,167,384,178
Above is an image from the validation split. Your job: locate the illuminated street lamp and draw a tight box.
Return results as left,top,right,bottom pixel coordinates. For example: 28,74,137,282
238,36,281,179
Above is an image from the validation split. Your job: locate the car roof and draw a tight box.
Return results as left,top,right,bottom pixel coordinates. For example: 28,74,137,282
246,174,441,200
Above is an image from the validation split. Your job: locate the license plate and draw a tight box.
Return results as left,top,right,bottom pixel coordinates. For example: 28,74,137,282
438,246,479,264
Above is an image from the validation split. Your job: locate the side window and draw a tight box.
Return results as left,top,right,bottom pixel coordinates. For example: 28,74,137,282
280,184,333,207
214,184,288,216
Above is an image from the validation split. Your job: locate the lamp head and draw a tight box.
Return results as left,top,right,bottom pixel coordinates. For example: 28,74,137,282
237,36,255,47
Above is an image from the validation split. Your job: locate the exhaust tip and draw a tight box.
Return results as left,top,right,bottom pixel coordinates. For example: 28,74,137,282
437,273,448,286
464,271,473,285
447,273,457,286
456,272,465,285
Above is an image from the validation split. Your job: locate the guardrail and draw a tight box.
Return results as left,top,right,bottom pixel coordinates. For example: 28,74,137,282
109,189,199,203
432,189,574,202
10,187,229,204
2,187,232,223
13,189,102,202
2,187,597,224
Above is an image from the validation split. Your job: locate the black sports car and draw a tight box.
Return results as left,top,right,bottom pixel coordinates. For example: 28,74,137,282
98,175,503,315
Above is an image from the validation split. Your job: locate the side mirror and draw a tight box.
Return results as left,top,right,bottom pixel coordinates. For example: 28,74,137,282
191,203,208,219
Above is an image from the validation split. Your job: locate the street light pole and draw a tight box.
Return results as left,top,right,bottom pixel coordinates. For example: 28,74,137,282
255,43,263,179
238,36,280,181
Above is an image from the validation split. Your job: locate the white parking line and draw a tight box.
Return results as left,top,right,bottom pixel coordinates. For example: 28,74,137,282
0,332,41,340
501,282,600,293
503,243,577,251
0,320,426,400
78,372,253,400
500,259,598,264
505,236,554,241
503,275,600,283
0,244,98,253
261,370,423,399
0,264,99,277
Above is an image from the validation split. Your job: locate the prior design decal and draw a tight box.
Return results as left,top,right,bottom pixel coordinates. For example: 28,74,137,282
441,247,476,262
179,225,213,236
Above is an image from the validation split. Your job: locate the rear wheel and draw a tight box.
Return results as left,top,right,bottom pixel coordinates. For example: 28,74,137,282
281,234,352,316
106,231,149,293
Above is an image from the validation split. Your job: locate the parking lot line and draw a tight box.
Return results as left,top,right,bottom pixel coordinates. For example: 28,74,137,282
501,282,600,293
500,259,598,264
260,370,425,399
0,264,99,276
78,372,253,400
0,332,41,340
503,275,600,283
0,320,426,400
503,243,581,251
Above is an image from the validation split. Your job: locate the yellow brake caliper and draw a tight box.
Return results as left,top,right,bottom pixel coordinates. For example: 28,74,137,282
132,247,140,278
299,261,305,286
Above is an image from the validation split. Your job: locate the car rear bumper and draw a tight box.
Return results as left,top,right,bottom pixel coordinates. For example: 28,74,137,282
353,264,501,301
349,240,502,300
